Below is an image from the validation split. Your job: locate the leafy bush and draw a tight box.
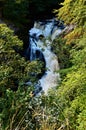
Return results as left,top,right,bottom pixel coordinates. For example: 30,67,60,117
0,24,45,129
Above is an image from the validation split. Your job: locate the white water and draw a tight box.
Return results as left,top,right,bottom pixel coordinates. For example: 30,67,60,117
29,19,64,94
37,39,60,94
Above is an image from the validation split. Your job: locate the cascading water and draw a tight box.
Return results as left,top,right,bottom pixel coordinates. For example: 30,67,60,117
27,18,65,95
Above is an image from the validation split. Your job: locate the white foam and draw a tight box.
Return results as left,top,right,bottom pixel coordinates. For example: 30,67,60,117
29,19,63,94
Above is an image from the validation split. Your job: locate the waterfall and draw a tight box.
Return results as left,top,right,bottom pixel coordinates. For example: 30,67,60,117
27,18,65,95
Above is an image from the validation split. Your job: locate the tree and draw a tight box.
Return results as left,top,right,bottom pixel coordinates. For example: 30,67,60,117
3,0,29,26
0,23,45,129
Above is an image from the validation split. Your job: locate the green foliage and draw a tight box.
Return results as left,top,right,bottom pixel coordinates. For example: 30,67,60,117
25,60,45,82
46,0,86,129
0,23,30,129
0,24,26,93
2,0,64,26
0,24,45,129
54,0,86,25
0,0,86,130
52,37,72,69
27,1,86,130
3,0,29,25
0,85,34,130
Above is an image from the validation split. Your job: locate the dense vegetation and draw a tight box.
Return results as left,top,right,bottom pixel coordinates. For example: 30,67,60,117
0,0,86,130
0,0,63,21
0,0,64,47
0,23,45,129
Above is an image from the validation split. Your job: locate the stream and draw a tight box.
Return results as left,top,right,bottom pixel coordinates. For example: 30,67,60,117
26,18,65,95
